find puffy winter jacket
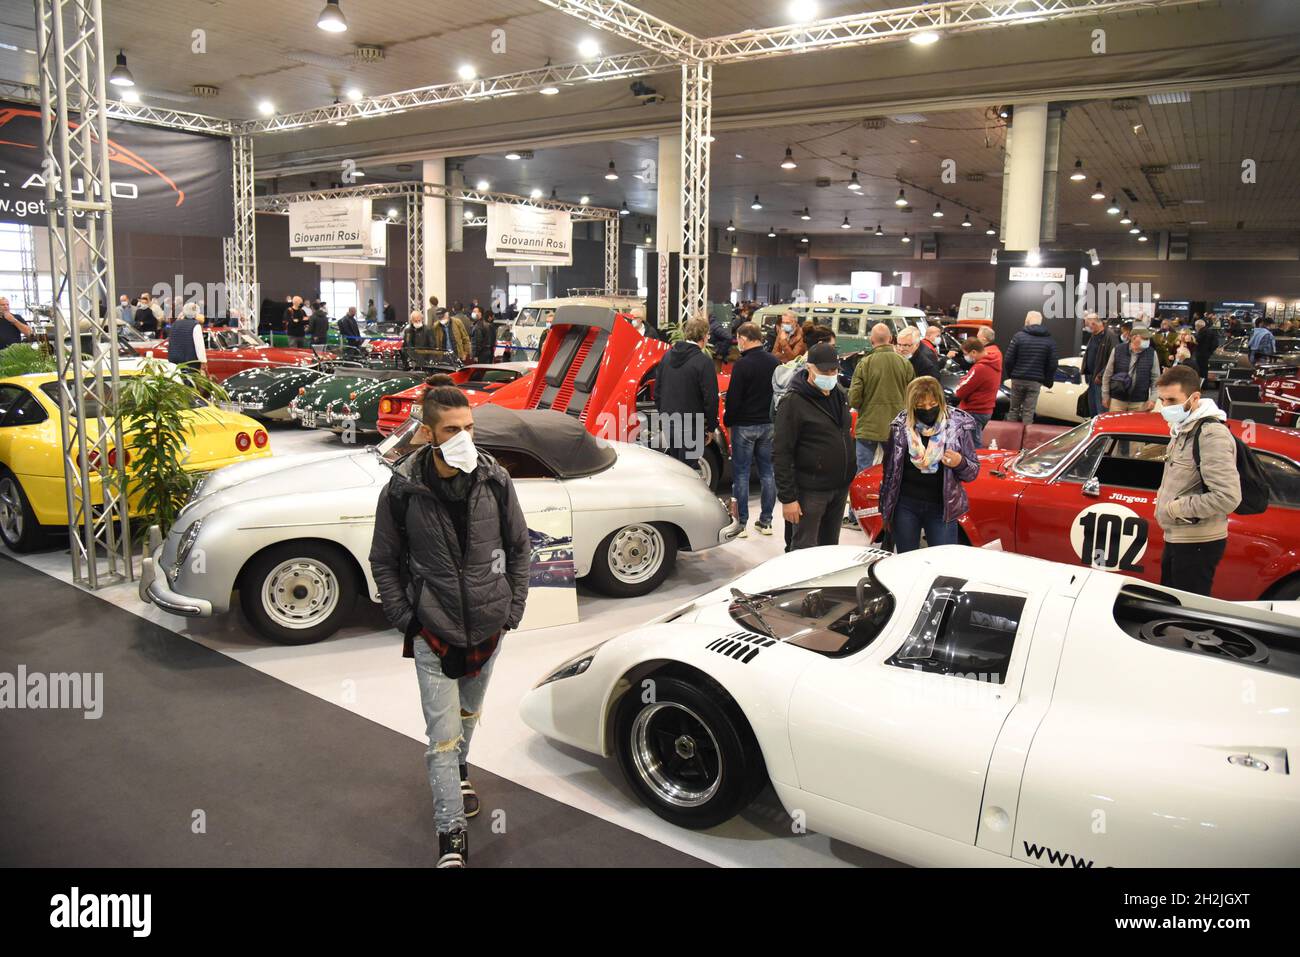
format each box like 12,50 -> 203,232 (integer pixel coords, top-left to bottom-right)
1003,325 -> 1059,385
879,408 -> 981,526
369,444 -> 531,655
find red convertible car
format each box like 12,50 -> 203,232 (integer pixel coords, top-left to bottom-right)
850,411 -> 1300,601
375,362 -> 538,432
135,328 -> 333,383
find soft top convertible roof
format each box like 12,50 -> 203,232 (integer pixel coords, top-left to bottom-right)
473,404 -> 616,478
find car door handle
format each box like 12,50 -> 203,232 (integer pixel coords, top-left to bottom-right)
1225,749 -> 1288,774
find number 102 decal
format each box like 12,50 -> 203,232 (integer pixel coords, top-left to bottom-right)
1068,503 -> 1149,572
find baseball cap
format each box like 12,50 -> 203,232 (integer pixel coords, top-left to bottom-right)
806,342 -> 839,370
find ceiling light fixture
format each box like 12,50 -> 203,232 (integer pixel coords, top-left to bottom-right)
529,188 -> 543,200
932,203 -> 944,218
1107,197 -> 1121,215
780,147 -> 797,170
901,231 -> 912,243
540,85 -> 559,96
1137,232 -> 1149,242
895,188 -> 907,207
910,31 -> 940,46
799,207 -> 811,221
257,100 -> 275,116
1091,181 -> 1105,200
645,229 -> 653,244
619,201 -> 629,216
788,0 -> 818,23
1129,223 -> 1141,235
800,234 -> 810,243
960,212 -> 972,227
767,227 -> 776,237
840,215 -> 851,229
605,161 -> 619,181
874,224 -> 884,237
108,50 -> 135,87
579,195 -> 590,205
457,64 -> 477,81
386,207 -> 398,218
346,87 -> 362,102
1120,210 -> 1133,224
986,223 -> 997,235
731,244 -> 739,254
751,195 -> 763,210
847,171 -> 861,191
505,150 -> 522,160
726,219 -> 736,232
317,0 -> 348,33
578,37 -> 600,58
463,209 -> 474,221
1070,158 -> 1086,182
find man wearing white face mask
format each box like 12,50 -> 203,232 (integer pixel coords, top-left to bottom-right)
1154,364 -> 1241,595
1102,325 -> 1161,413
369,386 -> 531,868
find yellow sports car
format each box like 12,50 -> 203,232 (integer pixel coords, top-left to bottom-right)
0,369 -> 272,552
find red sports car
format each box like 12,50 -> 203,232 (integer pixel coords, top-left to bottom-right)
1254,370 -> 1300,428
135,328 -> 333,382
375,362 -> 538,432
850,411 -> 1300,601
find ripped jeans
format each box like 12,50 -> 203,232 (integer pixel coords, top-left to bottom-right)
413,639 -> 497,834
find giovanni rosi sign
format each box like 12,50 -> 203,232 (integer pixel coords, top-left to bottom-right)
0,101 -> 234,237
486,202 -> 572,266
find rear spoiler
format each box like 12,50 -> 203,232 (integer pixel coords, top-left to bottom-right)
552,304 -> 619,331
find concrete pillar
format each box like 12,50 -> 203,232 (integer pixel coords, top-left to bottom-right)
1002,102 -> 1048,252
422,157 -> 447,306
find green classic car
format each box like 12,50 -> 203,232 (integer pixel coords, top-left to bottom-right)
223,365 -> 328,421
288,367 -> 426,434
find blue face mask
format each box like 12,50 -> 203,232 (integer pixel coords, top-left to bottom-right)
813,373 -> 838,391
1160,400 -> 1192,426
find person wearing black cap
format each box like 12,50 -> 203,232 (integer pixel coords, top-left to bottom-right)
773,341 -> 855,551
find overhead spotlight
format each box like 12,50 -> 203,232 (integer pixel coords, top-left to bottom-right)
901,231 -> 912,243
317,0 -> 348,33
257,100 -> 275,116
726,219 -> 736,232
579,195 -> 590,205
788,0 -> 818,23
700,134 -> 715,143
840,215 -> 851,229
1107,197 -> 1121,215
874,224 -> 884,236
120,88 -> 141,105
619,201 -> 630,216
529,188 -> 543,199
1153,292 -> 1161,300
1070,158 -> 1086,181
463,209 -> 474,221
780,147 -> 797,170
1091,181 -> 1105,200
799,207 -> 811,221
985,223 -> 997,235
578,37 -> 600,59
475,179 -> 490,191
998,105 -> 1011,120
799,234 -> 810,243
605,161 -> 619,181
108,50 -> 135,87
346,87 -> 363,102
540,85 -> 559,96
932,203 -> 944,218
644,229 -> 653,244
751,195 -> 763,210
767,227 -> 777,237
1137,231 -> 1149,242
457,64 -> 477,81
1120,209 -> 1133,224
910,31 -> 940,46
505,151 -> 522,161
895,188 -> 907,206
960,211 -> 972,227
1026,249 -> 1041,267
1129,223 -> 1141,235
386,207 -> 398,219
731,244 -> 739,255
847,171 -> 861,191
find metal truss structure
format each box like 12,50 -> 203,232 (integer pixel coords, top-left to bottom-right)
36,0 -> 131,589
405,191 -> 424,317
535,0 -> 704,59
229,135 -> 258,324
603,216 -> 620,294
678,61 -> 712,326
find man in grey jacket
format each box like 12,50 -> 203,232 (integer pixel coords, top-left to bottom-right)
369,386 -> 530,867
1154,365 -> 1241,595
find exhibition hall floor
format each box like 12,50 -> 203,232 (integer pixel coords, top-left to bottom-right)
0,423 -> 901,869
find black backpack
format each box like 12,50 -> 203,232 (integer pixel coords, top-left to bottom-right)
1191,421 -> 1269,515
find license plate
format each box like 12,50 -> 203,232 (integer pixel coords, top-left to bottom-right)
238,402 -> 264,411
301,411 -> 317,427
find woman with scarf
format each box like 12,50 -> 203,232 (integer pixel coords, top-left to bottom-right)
878,376 -> 980,553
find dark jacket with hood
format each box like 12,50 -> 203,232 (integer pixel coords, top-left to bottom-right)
772,367 -> 855,503
369,443 -> 530,657
337,313 -> 361,344
1003,324 -> 1059,385
909,343 -> 942,379
654,341 -> 719,434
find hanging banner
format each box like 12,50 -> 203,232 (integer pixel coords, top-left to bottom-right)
486,202 -> 572,266
303,218 -> 388,265
0,100 -> 234,236
288,197 -> 372,257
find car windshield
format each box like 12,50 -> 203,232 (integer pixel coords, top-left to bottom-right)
208,329 -> 262,350
727,566 -> 894,657
1011,420 -> 1093,478
376,415 -> 423,464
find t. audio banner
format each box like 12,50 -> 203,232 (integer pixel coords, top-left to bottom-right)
288,197 -> 372,257
0,100 -> 234,236
486,202 -> 572,266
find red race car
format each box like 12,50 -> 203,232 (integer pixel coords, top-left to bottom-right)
1251,370 -> 1300,428
850,411 -> 1300,601
136,328 -> 333,382
376,362 -> 538,431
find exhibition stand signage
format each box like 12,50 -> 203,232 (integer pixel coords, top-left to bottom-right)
486,202 -> 573,267
288,197 -> 373,258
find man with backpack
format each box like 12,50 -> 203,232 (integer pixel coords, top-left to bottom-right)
1154,365 -> 1247,595
369,387 -> 531,868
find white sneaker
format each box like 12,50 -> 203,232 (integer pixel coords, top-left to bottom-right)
737,526 -> 749,539
754,521 -> 773,536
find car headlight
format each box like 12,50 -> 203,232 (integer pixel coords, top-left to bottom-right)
535,646 -> 599,688
173,518 -> 203,578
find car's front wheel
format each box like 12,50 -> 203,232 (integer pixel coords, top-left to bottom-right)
239,541 -> 357,644
697,444 -> 724,492
585,522 -> 676,597
614,675 -> 767,829
0,469 -> 44,553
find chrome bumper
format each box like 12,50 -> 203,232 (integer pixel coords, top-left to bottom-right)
718,516 -> 743,544
139,546 -> 213,617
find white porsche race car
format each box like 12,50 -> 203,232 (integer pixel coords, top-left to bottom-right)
521,544 -> 1300,867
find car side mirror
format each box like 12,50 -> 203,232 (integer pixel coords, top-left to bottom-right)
1083,477 -> 1101,497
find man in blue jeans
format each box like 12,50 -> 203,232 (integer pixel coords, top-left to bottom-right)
724,323 -> 780,536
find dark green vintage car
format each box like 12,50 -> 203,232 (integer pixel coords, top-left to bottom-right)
288,367 -> 426,434
223,365 -> 328,421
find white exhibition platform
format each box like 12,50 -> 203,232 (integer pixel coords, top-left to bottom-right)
12,422 -> 901,869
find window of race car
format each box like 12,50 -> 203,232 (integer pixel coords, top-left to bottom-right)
886,576 -> 1026,683
728,565 -> 895,656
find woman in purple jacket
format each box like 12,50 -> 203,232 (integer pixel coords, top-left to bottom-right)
879,376 -> 981,552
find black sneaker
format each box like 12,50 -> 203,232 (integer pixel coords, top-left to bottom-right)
460,764 -> 479,818
437,827 -> 468,868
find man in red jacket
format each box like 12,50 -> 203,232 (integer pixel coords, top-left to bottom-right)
954,338 -> 1000,447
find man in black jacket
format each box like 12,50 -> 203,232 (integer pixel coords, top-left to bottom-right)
369,387 -> 530,868
774,342 -> 855,551
309,302 -> 330,344
1003,310 -> 1059,424
724,322 -> 780,536
653,317 -> 719,473
284,296 -> 309,347
898,326 -> 941,378
1082,313 -> 1117,416
337,307 -> 361,349
1193,318 -> 1218,381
